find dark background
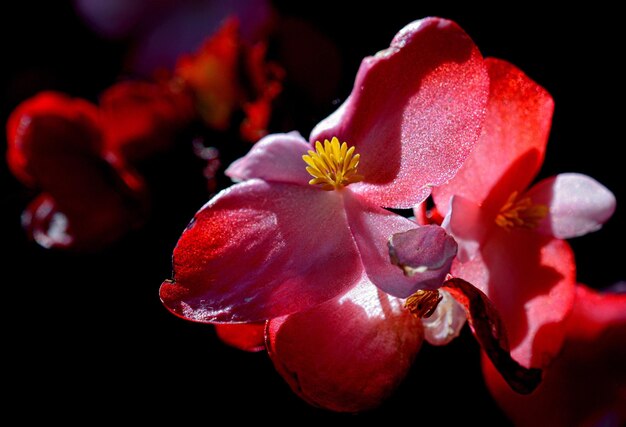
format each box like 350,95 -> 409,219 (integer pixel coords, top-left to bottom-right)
3,2 -> 623,423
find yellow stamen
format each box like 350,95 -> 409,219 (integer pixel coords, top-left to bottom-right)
404,289 -> 443,319
302,137 -> 364,191
495,191 -> 548,230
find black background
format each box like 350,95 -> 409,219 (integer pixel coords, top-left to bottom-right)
3,2 -> 623,423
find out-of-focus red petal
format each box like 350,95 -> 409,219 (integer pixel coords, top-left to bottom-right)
454,230 -> 576,368
483,285 -> 626,426
387,225 -> 458,290
413,200 -> 444,226
100,80 -> 195,161
225,132 -> 311,186
342,191 -> 427,298
7,92 -> 147,250
214,322 -> 266,352
311,17 -> 489,209
443,278 -> 542,394
175,18 -> 241,130
267,278 -> 423,412
524,173 -> 616,239
433,58 -> 554,216
160,180 -> 362,323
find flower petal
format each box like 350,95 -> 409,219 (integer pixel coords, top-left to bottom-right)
433,58 -> 554,216
453,230 -> 576,368
225,132 -> 312,185
421,289 -> 467,346
483,285 -> 626,426
387,225 -> 458,290
525,173 -> 616,239
443,195 -> 490,262
7,92 -> 147,250
160,180 -> 362,323
443,278 -> 542,394
342,191 -> 429,297
100,80 -> 195,161
267,277 -> 423,412
214,323 -> 266,352
311,17 -> 489,209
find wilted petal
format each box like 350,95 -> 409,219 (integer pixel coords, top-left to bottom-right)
160,180 -> 362,323
433,58 -> 554,216
214,323 -> 265,352
225,132 -> 311,185
525,173 -> 616,239
483,285 -> 626,426
453,231 -> 577,368
387,225 -> 458,290
311,17 -> 489,209
267,278 -> 423,412
421,289 -> 467,346
443,278 -> 542,394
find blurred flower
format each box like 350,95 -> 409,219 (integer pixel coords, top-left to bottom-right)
418,58 -> 615,369
483,284 -> 626,426
160,17 -> 490,411
6,92 -> 148,250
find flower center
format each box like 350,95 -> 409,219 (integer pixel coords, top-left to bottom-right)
302,137 -> 364,191
495,191 -> 548,230
404,289 -> 443,318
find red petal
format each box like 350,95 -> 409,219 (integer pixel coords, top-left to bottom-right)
225,132 -> 311,186
443,278 -> 542,394
525,173 -> 616,239
214,323 -> 265,352
311,17 -> 489,209
483,285 -> 626,426
433,58 -> 554,216
453,230 -> 576,368
100,80 -> 195,161
7,92 -> 147,250
342,191 -> 428,297
267,278 -> 423,412
444,195 -> 490,262
160,180 -> 362,323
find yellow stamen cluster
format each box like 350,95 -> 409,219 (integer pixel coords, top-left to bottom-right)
404,289 -> 443,319
495,191 -> 548,230
303,137 -> 364,191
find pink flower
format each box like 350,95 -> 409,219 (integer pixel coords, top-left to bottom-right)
160,17 -> 490,410
483,284 -> 626,426
425,58 -> 616,368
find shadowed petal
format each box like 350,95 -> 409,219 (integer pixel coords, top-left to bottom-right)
225,132 -> 311,185
525,173 -> 616,239
160,180 -> 362,323
433,58 -> 554,216
267,278 -> 423,412
214,323 -> 266,352
311,17 -> 489,209
483,285 -> 626,426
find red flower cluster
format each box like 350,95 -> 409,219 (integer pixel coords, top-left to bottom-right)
7,19 -> 282,250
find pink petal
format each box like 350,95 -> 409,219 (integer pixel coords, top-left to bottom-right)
160,180 -> 362,323
342,191 -> 427,297
483,285 -> 626,426
387,225 -> 458,290
267,278 -> 423,412
443,195 -> 490,262
214,323 -> 266,352
225,132 -> 311,186
443,278 -> 541,394
453,230 -> 576,368
433,58 -> 554,216
525,173 -> 616,239
311,17 -> 489,209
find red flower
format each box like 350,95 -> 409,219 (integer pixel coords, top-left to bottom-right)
6,92 -> 147,250
160,17 -> 490,411
483,285 -> 626,426
425,58 -> 615,368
